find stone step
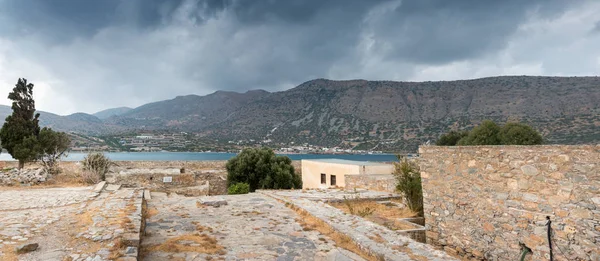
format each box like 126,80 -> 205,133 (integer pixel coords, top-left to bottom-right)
105,184 -> 121,191
93,181 -> 107,192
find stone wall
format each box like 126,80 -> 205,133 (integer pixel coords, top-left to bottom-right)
419,145 -> 600,261
0,160 -> 302,195
344,174 -> 397,193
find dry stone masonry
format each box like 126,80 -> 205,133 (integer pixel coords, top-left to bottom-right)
0,168 -> 49,185
345,174 -> 397,193
419,145 -> 600,260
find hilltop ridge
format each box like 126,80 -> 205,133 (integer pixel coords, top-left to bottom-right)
1,76 -> 598,151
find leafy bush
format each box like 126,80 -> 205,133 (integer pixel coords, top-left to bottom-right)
458,120 -> 501,145
435,130 -> 468,146
81,152 -> 112,182
437,120 -> 543,146
38,128 -> 71,174
228,183 -> 250,195
393,156 -> 423,215
226,147 -> 301,192
498,122 -> 543,145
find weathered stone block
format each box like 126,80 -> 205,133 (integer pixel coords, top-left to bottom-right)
420,145 -> 600,261
520,165 -> 539,176
15,243 -> 38,253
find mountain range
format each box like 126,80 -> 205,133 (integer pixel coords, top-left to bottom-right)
1,76 -> 598,152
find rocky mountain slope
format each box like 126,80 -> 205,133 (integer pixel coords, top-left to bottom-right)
0,105 -> 121,135
208,76 -> 600,150
1,76 -> 599,151
104,90 -> 269,131
93,107 -> 132,119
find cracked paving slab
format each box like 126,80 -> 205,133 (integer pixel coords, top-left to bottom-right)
141,192 -> 365,261
0,186 -> 142,261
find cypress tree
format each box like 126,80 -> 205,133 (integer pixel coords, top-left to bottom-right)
0,78 -> 41,168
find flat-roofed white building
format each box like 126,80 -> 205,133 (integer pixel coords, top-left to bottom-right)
301,159 -> 394,189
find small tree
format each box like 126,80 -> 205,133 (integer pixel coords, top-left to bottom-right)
393,156 -> 423,215
498,122 -> 543,145
82,152 -> 112,182
226,147 -> 301,192
228,183 -> 250,194
38,128 -> 71,173
436,130 -> 468,146
0,78 -> 41,168
457,120 -> 501,145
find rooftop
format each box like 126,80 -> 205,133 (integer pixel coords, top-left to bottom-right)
301,158 -> 390,166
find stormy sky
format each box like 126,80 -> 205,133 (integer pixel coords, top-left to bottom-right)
0,0 -> 599,115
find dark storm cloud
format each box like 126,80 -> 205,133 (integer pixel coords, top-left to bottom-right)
363,0 -> 570,64
0,0 -> 596,114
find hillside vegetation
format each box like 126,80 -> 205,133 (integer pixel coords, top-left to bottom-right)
1,76 -> 598,152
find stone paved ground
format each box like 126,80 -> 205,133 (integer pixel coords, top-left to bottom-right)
261,190 -> 458,261
141,192 -> 365,261
0,186 -> 142,261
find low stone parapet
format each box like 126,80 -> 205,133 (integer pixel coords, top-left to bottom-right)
344,174 -> 397,193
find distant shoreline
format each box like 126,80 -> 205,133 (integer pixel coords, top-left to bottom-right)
0,151 -> 400,162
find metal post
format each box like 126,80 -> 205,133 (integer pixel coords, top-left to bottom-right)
546,216 -> 553,261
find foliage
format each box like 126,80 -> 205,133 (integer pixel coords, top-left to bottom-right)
393,156 -> 423,215
437,120 -> 543,146
0,78 -> 41,168
38,128 -> 71,173
498,122 -> 543,145
457,120 -> 501,145
226,147 -> 301,192
227,182 -> 250,195
435,130 -> 468,146
82,152 -> 112,182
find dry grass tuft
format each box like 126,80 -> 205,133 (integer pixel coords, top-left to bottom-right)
191,222 -> 214,233
368,233 -> 387,244
0,244 -> 17,261
174,174 -> 195,184
287,203 -> 380,261
75,207 -> 97,229
330,199 -> 416,219
330,199 -> 418,231
108,238 -> 125,260
146,233 -> 224,254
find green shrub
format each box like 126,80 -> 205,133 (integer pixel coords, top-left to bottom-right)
439,120 -> 543,146
393,156 -> 423,215
458,120 -> 501,145
498,122 -> 543,145
226,147 -> 301,192
81,152 -> 112,182
228,183 -> 250,194
436,130 -> 468,146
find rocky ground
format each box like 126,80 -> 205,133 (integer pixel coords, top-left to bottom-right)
141,192 -> 364,261
0,185 -> 141,261
1,184 -> 456,261
0,168 -> 50,186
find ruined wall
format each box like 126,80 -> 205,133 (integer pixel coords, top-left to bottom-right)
344,174 -> 397,193
419,145 -> 600,261
0,160 -> 302,195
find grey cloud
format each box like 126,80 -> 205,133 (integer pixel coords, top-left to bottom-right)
0,0 -> 596,115
364,0 -> 571,64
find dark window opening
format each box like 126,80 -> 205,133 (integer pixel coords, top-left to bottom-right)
331,175 -> 336,186
321,173 -> 326,184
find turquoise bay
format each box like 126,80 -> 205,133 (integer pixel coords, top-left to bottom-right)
0,152 -> 399,162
